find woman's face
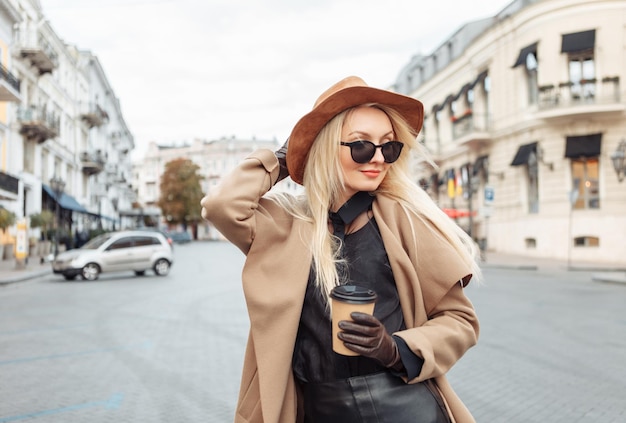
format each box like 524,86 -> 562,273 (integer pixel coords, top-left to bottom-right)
336,106 -> 395,207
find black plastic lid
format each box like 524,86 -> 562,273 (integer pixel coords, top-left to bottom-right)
330,285 -> 377,304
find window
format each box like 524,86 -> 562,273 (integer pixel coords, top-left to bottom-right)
569,54 -> 595,100
574,236 -> 599,247
510,142 -> 539,213
527,151 -> 539,214
108,237 -> 133,250
571,158 -> 599,209
133,236 -> 158,247
526,52 -> 538,105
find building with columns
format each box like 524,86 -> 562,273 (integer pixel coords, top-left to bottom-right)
394,0 -> 625,265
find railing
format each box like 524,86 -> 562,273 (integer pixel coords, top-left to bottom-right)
13,27 -> 59,71
16,105 -> 60,132
0,63 -> 20,92
538,76 -> 620,110
451,113 -> 491,139
80,151 -> 106,165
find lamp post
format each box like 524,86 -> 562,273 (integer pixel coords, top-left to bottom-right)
611,139 -> 626,182
49,176 -> 65,257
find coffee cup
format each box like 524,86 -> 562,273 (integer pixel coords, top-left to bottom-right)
330,285 -> 377,356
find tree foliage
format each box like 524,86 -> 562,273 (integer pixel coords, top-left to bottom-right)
0,207 -> 16,233
157,158 -> 204,227
29,210 -> 55,241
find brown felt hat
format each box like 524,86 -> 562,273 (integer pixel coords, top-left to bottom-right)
286,76 -> 424,185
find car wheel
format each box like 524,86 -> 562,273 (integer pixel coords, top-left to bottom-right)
134,270 -> 146,276
63,275 -> 77,281
153,258 -> 171,276
81,263 -> 100,281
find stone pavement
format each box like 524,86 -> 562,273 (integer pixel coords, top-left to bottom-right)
0,255 -> 52,284
479,250 -> 626,285
1,250 -> 624,285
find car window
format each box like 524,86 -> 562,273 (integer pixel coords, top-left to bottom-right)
82,234 -> 113,249
133,236 -> 157,247
107,237 -> 133,250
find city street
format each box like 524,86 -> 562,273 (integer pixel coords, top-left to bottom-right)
1,241 -> 624,422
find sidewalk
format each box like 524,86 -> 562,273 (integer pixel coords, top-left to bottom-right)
0,250 -> 624,285
0,256 -> 52,285
482,251 -> 626,285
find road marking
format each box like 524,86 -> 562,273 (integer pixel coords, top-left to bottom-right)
0,340 -> 153,366
0,393 -> 123,422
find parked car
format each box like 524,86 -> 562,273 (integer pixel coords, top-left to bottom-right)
167,231 -> 192,244
52,230 -> 174,281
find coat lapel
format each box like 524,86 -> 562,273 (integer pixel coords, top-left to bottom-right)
241,217 -> 312,421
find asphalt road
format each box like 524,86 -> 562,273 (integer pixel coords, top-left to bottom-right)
0,241 -> 624,422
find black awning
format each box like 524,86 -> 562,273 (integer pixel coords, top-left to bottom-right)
565,133 -> 602,158
510,142 -> 537,166
512,42 -> 538,68
561,29 -> 595,53
470,70 -> 488,89
453,83 -> 471,100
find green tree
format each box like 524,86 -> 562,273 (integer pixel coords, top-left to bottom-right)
29,210 -> 55,242
158,158 -> 204,232
0,207 -> 16,235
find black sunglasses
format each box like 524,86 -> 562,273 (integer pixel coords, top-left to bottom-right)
340,140 -> 404,164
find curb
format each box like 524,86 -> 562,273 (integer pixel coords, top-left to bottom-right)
480,264 -> 538,271
0,269 -> 52,285
591,272 -> 626,285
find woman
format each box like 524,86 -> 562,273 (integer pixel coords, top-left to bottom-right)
201,76 -> 481,423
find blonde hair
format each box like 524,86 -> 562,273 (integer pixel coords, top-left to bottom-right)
271,104 -> 481,299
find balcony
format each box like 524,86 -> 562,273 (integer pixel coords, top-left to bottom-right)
0,63 -> 21,102
80,151 -> 106,176
17,105 -> 60,143
15,31 -> 59,75
80,103 -> 109,128
536,76 -> 624,120
451,112 -> 493,149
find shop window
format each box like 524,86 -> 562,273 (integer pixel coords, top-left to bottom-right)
571,158 -> 599,209
574,236 -> 599,247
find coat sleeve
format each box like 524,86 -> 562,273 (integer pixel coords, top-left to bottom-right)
200,149 -> 282,254
374,197 -> 479,383
394,282 -> 479,382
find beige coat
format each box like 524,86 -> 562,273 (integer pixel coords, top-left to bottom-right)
201,149 -> 479,423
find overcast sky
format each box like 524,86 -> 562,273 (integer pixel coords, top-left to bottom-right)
39,0 -> 509,160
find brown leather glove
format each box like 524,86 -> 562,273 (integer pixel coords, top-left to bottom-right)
274,138 -> 289,183
337,312 -> 403,370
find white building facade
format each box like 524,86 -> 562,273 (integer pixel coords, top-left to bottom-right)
0,0 -> 135,256
395,0 -> 626,266
132,137 -> 293,239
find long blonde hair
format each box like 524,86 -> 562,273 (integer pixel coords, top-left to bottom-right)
271,104 -> 481,298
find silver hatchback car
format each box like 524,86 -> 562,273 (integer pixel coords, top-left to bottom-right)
52,230 -> 174,281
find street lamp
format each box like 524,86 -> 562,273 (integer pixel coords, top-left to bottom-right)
49,176 -> 65,257
610,139 -> 626,182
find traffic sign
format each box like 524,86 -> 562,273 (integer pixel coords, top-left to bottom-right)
484,186 -> 494,205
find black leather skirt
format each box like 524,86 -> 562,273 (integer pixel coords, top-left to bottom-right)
302,371 -> 451,423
